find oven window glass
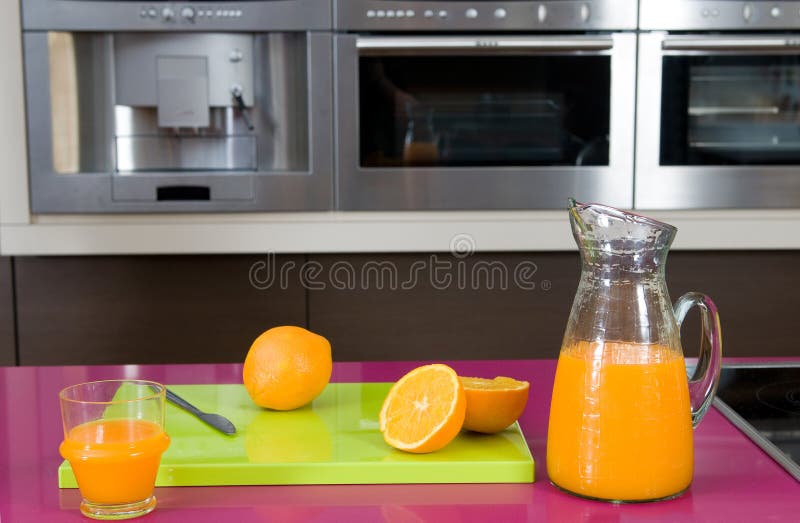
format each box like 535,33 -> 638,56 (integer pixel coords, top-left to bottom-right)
359,55 -> 610,168
661,55 -> 800,166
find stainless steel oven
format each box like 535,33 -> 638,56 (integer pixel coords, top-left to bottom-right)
21,0 -> 334,213
334,1 -> 637,210
637,1 -> 800,209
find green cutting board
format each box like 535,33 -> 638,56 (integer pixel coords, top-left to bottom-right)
58,383 -> 534,487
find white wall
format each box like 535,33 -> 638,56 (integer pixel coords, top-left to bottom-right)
0,0 -> 31,227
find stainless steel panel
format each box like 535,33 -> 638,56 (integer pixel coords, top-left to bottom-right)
156,57 -> 211,128
635,32 -> 800,209
334,0 -> 636,31
356,36 -> 614,54
44,32 -> 115,175
257,32 -> 310,174
114,33 -> 255,108
112,173 -> 254,201
115,135 -> 256,172
22,0 -> 332,31
663,37 -> 800,52
641,0 -> 800,31
335,33 -> 635,210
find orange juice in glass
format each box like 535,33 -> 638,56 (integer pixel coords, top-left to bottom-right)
59,380 -> 170,520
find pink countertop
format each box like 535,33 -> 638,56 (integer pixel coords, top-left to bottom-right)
1,359 -> 798,522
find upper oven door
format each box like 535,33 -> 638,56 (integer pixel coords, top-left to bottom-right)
637,33 -> 800,209
335,33 -> 636,210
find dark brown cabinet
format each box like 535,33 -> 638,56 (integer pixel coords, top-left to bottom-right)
15,255 -> 306,365
666,252 -> 800,359
306,253 -> 578,361
4,251 -> 799,365
0,257 -> 15,365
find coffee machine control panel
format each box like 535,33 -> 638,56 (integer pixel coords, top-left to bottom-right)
139,4 -> 246,24
22,0 -> 330,32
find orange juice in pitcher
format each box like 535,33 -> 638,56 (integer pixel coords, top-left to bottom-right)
546,200 -> 722,502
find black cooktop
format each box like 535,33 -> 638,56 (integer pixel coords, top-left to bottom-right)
715,364 -> 800,481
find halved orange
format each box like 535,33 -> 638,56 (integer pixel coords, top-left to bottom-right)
460,376 -> 530,434
379,364 -> 466,454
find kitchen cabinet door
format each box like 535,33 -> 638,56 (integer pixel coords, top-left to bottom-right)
307,253 -> 579,361
0,257 -> 15,365
15,255 -> 306,365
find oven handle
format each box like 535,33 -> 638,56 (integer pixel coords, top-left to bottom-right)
662,37 -> 800,51
356,36 -> 614,54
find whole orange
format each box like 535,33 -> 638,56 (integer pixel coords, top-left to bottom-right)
243,326 -> 332,411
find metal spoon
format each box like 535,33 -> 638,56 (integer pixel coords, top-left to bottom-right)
166,388 -> 237,435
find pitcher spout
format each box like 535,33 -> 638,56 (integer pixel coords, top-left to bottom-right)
568,198 -> 677,272
567,197 -> 588,235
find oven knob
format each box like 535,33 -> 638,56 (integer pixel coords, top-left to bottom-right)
181,6 -> 196,21
438,10 -> 448,18
580,3 -> 591,22
771,6 -> 782,18
367,10 -> 376,18
147,7 -> 157,18
424,9 -> 434,18
466,8 -> 478,19
537,5 -> 547,23
494,8 -> 507,19
743,3 -> 753,22
161,7 -> 175,21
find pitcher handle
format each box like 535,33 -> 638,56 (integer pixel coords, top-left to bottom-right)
674,292 -> 723,428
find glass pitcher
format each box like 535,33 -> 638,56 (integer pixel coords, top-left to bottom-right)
546,199 -> 722,503
402,103 -> 439,166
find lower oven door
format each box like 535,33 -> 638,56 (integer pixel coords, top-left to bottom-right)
637,33 -> 800,209
335,33 -> 636,210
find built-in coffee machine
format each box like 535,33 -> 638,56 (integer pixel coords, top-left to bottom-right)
21,0 -> 333,212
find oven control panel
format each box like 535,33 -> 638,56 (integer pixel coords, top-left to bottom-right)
335,1 -> 637,31
642,0 -> 800,30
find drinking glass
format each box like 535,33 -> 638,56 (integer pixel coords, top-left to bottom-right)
403,103 -> 439,166
59,380 -> 170,520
